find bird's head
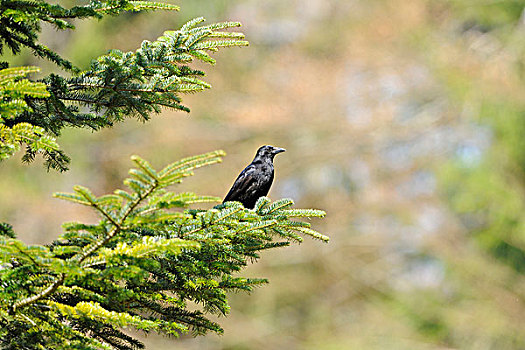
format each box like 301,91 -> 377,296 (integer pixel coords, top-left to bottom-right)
255,145 -> 286,161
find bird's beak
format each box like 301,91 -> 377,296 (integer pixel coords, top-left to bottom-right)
272,147 -> 286,154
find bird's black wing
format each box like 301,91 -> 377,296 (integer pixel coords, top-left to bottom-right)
223,164 -> 260,204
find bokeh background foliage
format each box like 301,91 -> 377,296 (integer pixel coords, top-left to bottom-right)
2,0 -> 525,349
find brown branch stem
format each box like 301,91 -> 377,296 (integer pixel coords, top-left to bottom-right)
11,180 -> 158,312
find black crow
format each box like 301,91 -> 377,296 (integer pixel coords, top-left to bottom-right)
223,145 -> 286,209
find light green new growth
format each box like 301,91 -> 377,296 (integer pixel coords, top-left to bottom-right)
0,67 -> 58,161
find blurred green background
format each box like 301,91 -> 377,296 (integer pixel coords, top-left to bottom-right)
2,0 -> 525,348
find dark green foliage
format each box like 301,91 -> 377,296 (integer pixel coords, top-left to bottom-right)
0,151 -> 327,349
0,1 -> 247,170
0,223 -> 15,238
21,17 -> 248,132
0,1 -> 181,71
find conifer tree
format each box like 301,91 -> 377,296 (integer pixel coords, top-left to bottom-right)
0,1 -> 328,349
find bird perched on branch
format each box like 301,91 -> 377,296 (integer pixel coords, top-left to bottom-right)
223,145 -> 286,209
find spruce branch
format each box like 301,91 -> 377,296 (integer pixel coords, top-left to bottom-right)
0,66 -> 60,163
2,151 -> 327,348
1,2 -> 248,171
10,273 -> 65,313
0,1 -> 180,71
